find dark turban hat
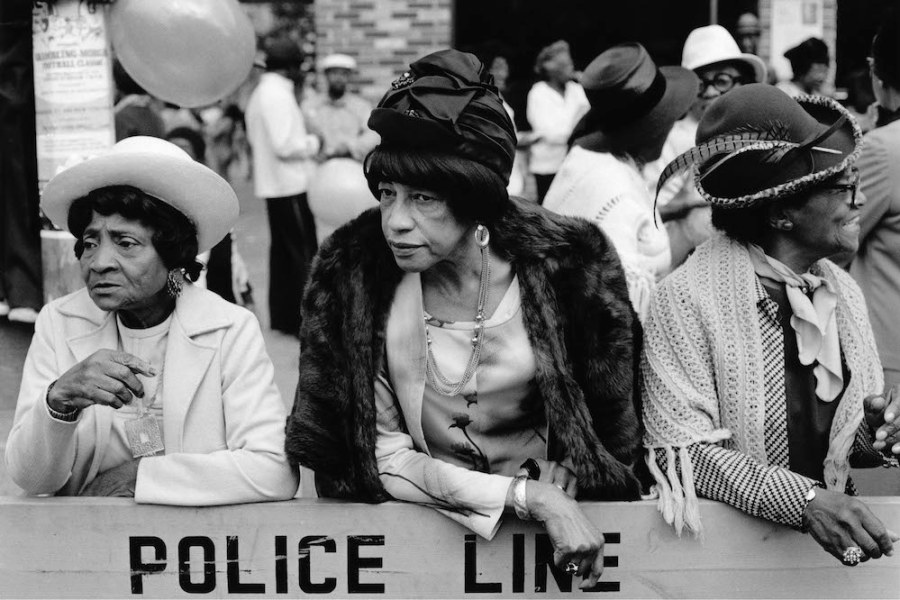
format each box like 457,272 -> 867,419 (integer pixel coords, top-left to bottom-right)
367,49 -> 517,184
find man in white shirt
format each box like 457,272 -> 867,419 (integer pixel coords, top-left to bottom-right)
245,38 -> 321,337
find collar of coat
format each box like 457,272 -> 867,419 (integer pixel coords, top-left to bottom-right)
56,283 -> 232,337
288,196 -> 642,502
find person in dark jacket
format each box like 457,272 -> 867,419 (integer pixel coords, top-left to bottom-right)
285,49 -> 641,589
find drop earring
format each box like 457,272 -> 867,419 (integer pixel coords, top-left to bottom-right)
166,268 -> 184,298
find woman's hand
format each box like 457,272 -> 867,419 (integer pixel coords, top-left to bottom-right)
527,481 -> 605,589
530,459 -> 579,498
80,459 -> 141,497
864,390 -> 900,456
803,488 -> 898,564
47,349 -> 156,412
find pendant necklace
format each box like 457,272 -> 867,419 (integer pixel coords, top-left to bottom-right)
424,224 -> 491,397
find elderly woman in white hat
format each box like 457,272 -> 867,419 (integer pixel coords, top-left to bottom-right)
5,137 -> 298,504
644,84 -> 900,565
644,24 -> 768,268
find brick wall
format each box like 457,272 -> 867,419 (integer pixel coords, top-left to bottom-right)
314,0 -> 453,104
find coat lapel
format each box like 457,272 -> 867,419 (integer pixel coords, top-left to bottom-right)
162,285 -> 228,453
385,272 -> 429,453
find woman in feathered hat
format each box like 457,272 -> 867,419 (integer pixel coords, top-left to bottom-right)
642,84 -> 900,565
285,49 -> 642,587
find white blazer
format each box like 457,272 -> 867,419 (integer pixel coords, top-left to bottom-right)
6,284 -> 298,505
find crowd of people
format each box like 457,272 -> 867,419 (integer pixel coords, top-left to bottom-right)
5,7 -> 900,588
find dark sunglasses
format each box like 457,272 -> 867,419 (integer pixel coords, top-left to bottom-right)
698,72 -> 743,94
824,172 -> 860,208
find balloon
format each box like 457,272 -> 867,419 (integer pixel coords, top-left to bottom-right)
109,0 -> 256,108
307,159 -> 378,244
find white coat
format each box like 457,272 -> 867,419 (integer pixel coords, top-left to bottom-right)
6,284 -> 298,505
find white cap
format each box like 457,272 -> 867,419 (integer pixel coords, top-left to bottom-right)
682,24 -> 767,84
321,53 -> 357,72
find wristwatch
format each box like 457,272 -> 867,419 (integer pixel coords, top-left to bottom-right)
45,381 -> 80,422
800,484 -> 820,533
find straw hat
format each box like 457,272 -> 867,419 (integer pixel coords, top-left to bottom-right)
682,25 -> 767,83
42,136 -> 239,253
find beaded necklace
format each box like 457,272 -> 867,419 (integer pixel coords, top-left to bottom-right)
424,224 -> 491,396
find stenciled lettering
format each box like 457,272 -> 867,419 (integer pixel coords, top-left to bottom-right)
129,536 -> 166,594
178,536 -> 216,594
299,536 -> 337,594
347,535 -> 385,594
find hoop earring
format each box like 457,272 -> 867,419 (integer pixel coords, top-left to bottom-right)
475,224 -> 490,247
166,268 -> 184,298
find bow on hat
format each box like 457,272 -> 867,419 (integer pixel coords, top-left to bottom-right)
368,49 -> 516,182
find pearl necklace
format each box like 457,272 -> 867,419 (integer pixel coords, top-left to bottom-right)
424,225 -> 491,397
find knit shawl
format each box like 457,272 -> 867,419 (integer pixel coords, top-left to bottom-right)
641,233 -> 883,534
285,196 -> 643,502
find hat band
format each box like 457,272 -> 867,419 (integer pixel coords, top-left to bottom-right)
585,69 -> 667,130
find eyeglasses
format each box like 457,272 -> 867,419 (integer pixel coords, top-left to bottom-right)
824,172 -> 860,208
698,72 -> 743,95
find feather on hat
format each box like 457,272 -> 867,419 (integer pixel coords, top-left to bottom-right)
655,83 -> 861,210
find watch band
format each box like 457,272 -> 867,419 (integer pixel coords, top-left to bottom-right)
46,381 -> 80,422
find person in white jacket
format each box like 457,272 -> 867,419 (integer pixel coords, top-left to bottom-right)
5,136 -> 298,505
526,40 -> 590,203
245,37 -> 321,337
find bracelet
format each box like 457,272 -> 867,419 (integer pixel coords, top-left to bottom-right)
512,475 -> 532,521
45,381 -> 80,422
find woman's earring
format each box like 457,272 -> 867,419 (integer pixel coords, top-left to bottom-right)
166,268 -> 184,298
475,224 -> 490,247
781,221 -> 794,231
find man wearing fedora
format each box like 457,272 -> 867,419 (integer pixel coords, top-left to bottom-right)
543,43 -> 698,322
302,53 -> 379,162
643,24 -> 768,268
245,37 -> 321,337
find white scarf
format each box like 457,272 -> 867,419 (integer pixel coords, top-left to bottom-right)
747,244 -> 843,402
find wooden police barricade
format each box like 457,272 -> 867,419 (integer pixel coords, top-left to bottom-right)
1,497 -> 898,599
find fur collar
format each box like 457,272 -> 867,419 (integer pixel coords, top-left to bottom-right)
287,197 -> 642,501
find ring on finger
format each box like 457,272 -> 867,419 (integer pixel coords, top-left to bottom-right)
842,546 -> 864,566
565,561 -> 578,574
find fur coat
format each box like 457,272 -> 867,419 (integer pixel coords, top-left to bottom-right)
285,196 -> 642,502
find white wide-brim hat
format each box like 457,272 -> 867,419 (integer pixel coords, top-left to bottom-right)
42,136 -> 239,253
682,24 -> 767,84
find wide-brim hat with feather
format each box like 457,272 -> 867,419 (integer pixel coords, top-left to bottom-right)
42,136 -> 239,253
655,83 -> 862,209
367,49 -> 516,184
